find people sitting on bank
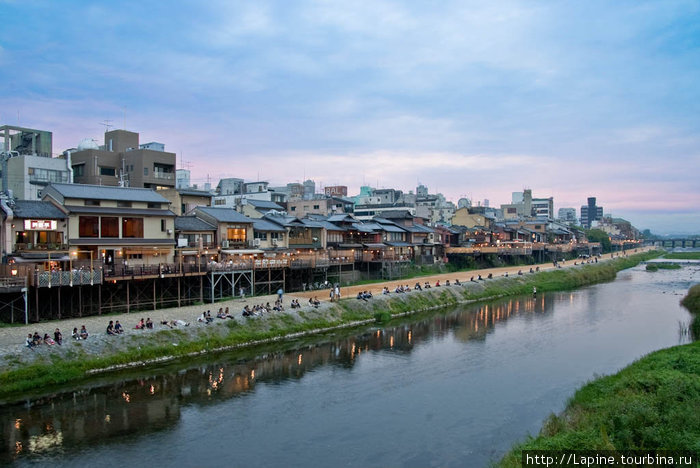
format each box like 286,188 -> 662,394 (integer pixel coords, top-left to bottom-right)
445,280 -> 451,286
357,291 -> 368,301
435,281 -> 441,287
107,320 -> 117,335
414,282 -> 422,291
518,270 -> 523,276
26,333 -> 35,349
424,281 -> 431,289
135,318 -> 145,329
504,272 -> 508,277
477,275 -> 483,281
405,285 -> 410,292
32,331 -> 42,346
383,287 -> 390,295
146,318 -> 153,329
454,279 -> 461,285
54,328 -> 63,345
242,305 -> 253,317
72,327 -> 80,341
79,325 -> 89,340
487,273 -> 493,279
43,333 -> 56,345
311,297 -> 320,307
114,321 -> 123,334
471,276 -> 475,282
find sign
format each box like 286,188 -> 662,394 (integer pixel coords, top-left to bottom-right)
324,185 -> 348,197
23,220 -> 57,231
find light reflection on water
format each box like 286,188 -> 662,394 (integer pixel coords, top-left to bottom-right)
2,265 -> 698,468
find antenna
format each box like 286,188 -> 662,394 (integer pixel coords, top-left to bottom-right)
99,120 -> 114,133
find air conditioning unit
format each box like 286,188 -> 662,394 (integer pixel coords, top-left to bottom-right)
272,239 -> 279,246
167,229 -> 173,235
221,240 -> 230,248
253,238 -> 261,247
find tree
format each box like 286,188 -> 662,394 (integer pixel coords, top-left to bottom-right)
586,229 -> 612,253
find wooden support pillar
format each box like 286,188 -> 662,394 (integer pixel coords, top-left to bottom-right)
153,279 -> 157,310
177,276 -> 181,308
126,281 -> 130,314
35,283 -> 39,322
199,274 -> 203,304
268,268 -> 271,295
57,287 -> 61,320
98,284 -> 102,315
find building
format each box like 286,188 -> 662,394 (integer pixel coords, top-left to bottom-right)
557,208 -> 577,225
1,125 -> 71,200
176,169 -> 191,189
69,129 -> 176,189
0,199 -> 69,265
531,197 -> 554,219
581,197 -> 603,228
157,187 -> 212,215
286,196 -> 353,217
42,183 -> 176,266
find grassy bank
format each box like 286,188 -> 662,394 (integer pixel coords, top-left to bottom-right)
664,251 -> 700,260
496,340 -> 700,467
0,251 -> 661,402
681,283 -> 700,338
646,263 -> 682,271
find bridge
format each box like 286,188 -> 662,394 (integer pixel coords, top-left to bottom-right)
647,238 -> 700,248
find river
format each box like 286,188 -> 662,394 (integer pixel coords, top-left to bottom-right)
2,263 -> 698,467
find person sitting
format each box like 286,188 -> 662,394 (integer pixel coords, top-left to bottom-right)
529,268 -> 534,273
414,282 -> 422,291
72,327 -> 80,341
477,275 -> 483,280
242,305 -> 252,317
454,279 -> 461,285
357,291 -> 367,301
54,328 -> 63,345
146,318 -> 153,329
487,273 -> 493,279
43,333 -> 56,345
504,272 -> 508,277
364,290 -> 373,299
79,325 -> 89,340
518,270 -> 523,276
445,280 -> 451,286
470,276 -> 475,282
206,311 -> 213,323
26,333 -> 35,349
114,321 -> 123,334
32,331 -> 42,346
135,318 -> 145,329
435,280 -> 441,287
424,281 -> 431,289
107,320 -> 117,335
311,297 -> 320,307
405,284 -> 410,292
383,287 -> 390,295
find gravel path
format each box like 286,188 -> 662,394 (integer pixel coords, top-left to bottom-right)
0,250 -> 648,368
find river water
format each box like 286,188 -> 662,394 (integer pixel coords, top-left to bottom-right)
2,264 -> 698,467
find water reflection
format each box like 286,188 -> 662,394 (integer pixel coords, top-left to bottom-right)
1,294 -> 553,463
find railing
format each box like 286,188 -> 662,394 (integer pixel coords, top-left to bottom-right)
15,243 -> 69,251
36,270 -> 102,287
153,171 -> 174,180
0,276 -> 27,290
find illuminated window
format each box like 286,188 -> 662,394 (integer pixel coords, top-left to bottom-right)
226,228 -> 246,242
79,216 -> 99,237
122,218 -> 144,238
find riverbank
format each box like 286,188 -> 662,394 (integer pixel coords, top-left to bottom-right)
0,250 -> 660,402
496,339 -> 700,466
495,277 -> 700,467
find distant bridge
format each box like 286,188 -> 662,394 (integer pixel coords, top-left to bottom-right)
647,238 -> 700,248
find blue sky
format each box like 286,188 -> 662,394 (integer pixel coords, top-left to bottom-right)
1,0 -> 699,234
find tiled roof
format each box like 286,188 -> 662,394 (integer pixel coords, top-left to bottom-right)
175,216 -> 216,231
45,183 -> 170,203
196,207 -> 253,223
252,218 -> 286,232
11,200 -> 66,219
247,199 -> 285,210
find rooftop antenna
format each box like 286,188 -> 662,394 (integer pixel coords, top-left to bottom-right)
99,120 -> 114,133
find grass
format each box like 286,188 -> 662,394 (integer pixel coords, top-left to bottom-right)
0,250 -> 662,402
646,263 -> 682,271
664,251 -> 700,260
681,283 -> 700,339
496,340 -> 700,467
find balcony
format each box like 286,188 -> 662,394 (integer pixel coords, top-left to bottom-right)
15,243 -> 69,252
153,171 -> 174,180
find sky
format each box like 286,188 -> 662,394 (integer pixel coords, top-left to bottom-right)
1,0 -> 699,234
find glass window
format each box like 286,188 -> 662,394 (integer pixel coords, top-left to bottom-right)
79,216 -> 99,237
101,217 -> 119,237
100,167 -> 116,176
122,218 -> 144,238
144,167 -> 149,176
117,201 -> 132,207
226,228 -> 246,242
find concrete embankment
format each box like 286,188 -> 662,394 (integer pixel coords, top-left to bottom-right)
0,250 -> 660,401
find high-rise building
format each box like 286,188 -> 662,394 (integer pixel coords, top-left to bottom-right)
581,197 -> 603,228
558,208 -> 577,225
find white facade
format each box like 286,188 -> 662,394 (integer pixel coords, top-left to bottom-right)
6,155 -> 71,200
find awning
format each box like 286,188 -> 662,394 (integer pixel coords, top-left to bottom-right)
222,249 -> 264,255
338,243 -> 363,248
385,242 -> 412,247
179,250 -> 198,255
11,255 -> 71,262
363,243 -> 388,249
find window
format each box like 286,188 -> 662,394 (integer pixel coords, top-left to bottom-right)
214,199 -> 226,206
226,228 -> 246,242
79,216 -> 99,237
85,200 -> 100,206
290,206 -> 296,211
144,167 -> 149,176
161,219 -> 166,232
254,231 -> 267,240
147,202 -> 161,209
101,217 -> 119,237
122,218 -> 144,238
270,232 -> 282,240
117,201 -> 132,208
100,166 -> 116,176
313,205 -> 320,210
